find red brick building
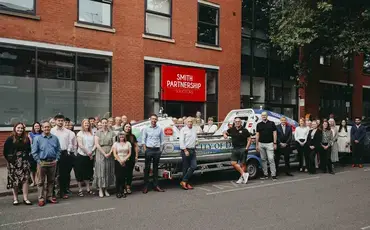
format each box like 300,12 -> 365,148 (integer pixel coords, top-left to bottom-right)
0,0 -> 241,157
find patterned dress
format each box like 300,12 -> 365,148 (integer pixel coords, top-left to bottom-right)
3,136 -> 31,189
93,130 -> 116,188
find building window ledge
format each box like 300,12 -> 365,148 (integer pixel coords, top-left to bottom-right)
74,22 -> 116,33
142,34 -> 175,44
0,10 -> 40,20
195,43 -> 222,51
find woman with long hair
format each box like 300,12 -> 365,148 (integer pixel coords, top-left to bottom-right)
93,118 -> 116,198
337,119 -> 351,157
112,132 -> 131,198
321,121 -> 334,174
123,123 -> 138,194
3,123 -> 32,205
329,118 -> 339,164
28,122 -> 42,186
75,119 -> 95,196
294,118 -> 309,172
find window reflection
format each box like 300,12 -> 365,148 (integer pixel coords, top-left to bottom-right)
198,4 -> 219,46
147,0 -> 170,14
77,55 -> 110,123
37,50 -> 75,122
0,0 -> 34,13
363,54 -> 370,75
145,0 -> 171,37
79,0 -> 112,27
0,45 -> 35,125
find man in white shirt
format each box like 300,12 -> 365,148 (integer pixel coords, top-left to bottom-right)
179,117 -> 198,190
203,117 -> 218,134
51,114 -> 74,199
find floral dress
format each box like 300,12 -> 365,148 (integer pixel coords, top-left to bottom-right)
3,136 -> 31,189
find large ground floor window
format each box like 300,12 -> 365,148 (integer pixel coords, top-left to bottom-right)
144,62 -> 218,121
0,43 -> 111,126
364,88 -> 370,118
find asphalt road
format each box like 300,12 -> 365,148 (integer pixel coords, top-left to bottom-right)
0,166 -> 369,230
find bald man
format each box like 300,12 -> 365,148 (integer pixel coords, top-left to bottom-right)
256,111 -> 278,181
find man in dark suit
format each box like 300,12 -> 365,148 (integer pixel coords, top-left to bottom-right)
275,117 -> 293,176
350,117 -> 367,168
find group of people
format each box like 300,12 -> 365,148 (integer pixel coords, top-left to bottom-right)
3,114 -> 143,206
3,110 -> 367,207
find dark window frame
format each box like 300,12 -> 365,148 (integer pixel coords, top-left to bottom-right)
363,54 -> 370,75
77,0 -> 113,28
0,0 -> 36,15
197,3 -> 220,47
144,0 -> 172,39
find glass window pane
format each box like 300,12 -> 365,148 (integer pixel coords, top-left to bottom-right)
283,81 -> 297,105
0,0 -> 34,13
199,4 -> 218,25
77,55 -> 110,124
146,13 -> 171,37
363,54 -> 370,74
79,0 -> 111,26
37,50 -> 75,122
268,79 -> 282,104
146,0 -> 170,15
206,71 -> 217,101
198,23 -> 217,45
144,63 -> 160,117
0,45 -> 35,125
242,38 -> 251,55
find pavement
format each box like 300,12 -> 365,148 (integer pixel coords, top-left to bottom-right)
0,166 -> 369,230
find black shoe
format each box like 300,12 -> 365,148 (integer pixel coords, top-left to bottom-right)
260,175 -> 269,180
272,176 -> 278,181
116,193 -> 123,198
329,171 -> 335,175
153,186 -> 165,192
285,173 -> 294,176
142,187 -> 148,194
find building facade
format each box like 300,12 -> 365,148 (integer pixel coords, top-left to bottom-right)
0,0 -> 241,156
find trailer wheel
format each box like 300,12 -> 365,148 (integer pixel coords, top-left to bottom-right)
247,159 -> 259,179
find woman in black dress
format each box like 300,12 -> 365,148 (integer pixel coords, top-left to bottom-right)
123,123 -> 138,194
3,123 -> 32,205
306,121 -> 322,174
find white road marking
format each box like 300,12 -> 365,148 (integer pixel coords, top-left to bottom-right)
230,181 -> 239,187
336,171 -> 350,174
0,207 -> 115,227
212,184 -> 233,190
206,177 -> 320,195
361,225 -> 370,230
197,187 -> 212,192
364,169 -> 370,172
29,202 -> 71,210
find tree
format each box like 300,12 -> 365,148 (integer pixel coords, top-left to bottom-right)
268,0 -> 370,79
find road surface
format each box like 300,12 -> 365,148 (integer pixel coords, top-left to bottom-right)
0,166 -> 369,230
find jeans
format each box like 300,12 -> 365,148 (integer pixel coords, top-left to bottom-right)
144,148 -> 161,187
352,143 -> 364,165
181,149 -> 197,182
37,161 -> 57,200
259,142 -> 276,177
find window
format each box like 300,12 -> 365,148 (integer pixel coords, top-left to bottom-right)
363,54 -> 370,75
319,55 -> 331,66
198,3 -> 219,46
37,50 -> 75,122
145,0 -> 172,38
268,79 -> 282,104
0,0 -> 35,14
0,45 -> 35,125
283,80 -> 297,105
144,63 -> 161,118
77,55 -> 110,123
206,70 -> 218,121
78,0 -> 112,27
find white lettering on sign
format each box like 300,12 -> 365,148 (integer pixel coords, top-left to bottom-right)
176,74 -> 193,81
166,80 -> 201,89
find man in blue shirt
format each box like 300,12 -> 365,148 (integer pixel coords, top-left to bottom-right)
350,117 -> 366,168
32,121 -> 61,207
142,114 -> 165,193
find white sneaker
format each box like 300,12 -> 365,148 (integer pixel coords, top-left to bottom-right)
243,173 -> 249,184
104,190 -> 110,197
99,189 -> 104,198
236,176 -> 244,184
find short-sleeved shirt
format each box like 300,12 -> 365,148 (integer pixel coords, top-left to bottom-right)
256,120 -> 277,143
113,142 -> 132,159
227,126 -> 250,148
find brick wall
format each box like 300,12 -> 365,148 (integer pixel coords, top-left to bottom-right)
0,0 -> 242,157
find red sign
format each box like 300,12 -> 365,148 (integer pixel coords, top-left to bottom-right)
161,65 -> 206,102
164,127 -> 174,136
